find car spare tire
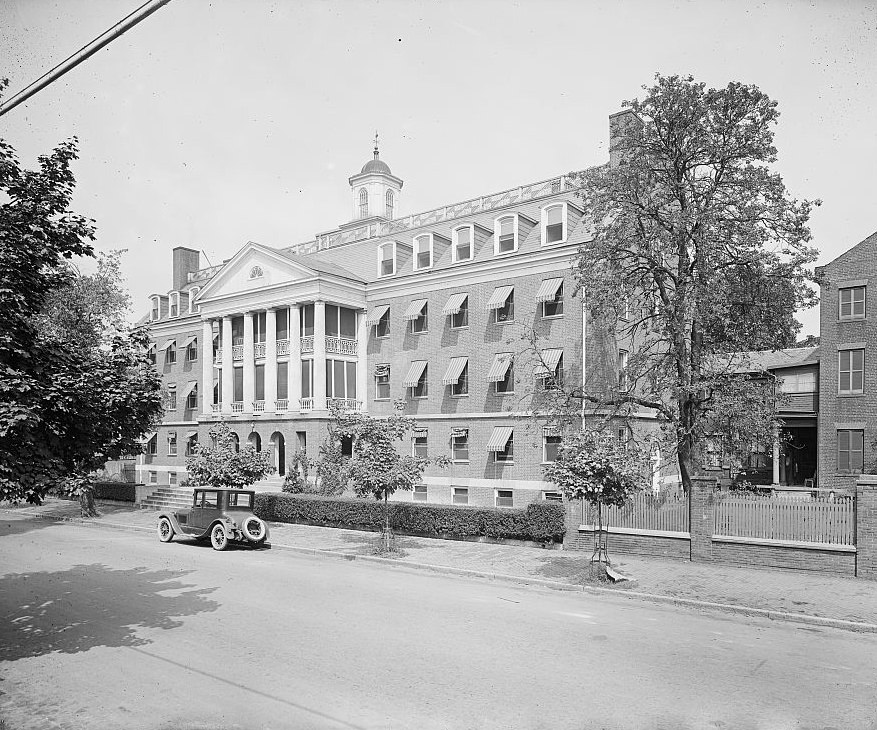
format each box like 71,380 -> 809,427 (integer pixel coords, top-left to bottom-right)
241,516 -> 267,543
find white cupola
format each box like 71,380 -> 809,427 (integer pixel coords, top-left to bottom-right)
348,133 -> 403,222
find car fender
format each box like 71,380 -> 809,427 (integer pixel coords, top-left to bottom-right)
210,517 -> 238,540
157,511 -> 184,534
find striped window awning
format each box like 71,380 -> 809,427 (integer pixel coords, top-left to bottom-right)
184,381 -> 199,397
535,278 -> 563,303
542,424 -> 560,435
366,305 -> 390,325
442,357 -> 469,385
486,285 -> 514,310
403,360 -> 428,387
486,426 -> 514,452
451,427 -> 469,437
487,352 -> 513,382
186,430 -> 198,439
413,427 -> 428,435
442,293 -> 468,316
137,432 -> 156,444
374,363 -> 390,377
181,335 -> 197,349
403,299 -> 428,321
534,349 -> 563,376
158,339 -> 176,351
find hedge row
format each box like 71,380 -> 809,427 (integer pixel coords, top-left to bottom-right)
254,493 -> 566,543
93,481 -> 136,502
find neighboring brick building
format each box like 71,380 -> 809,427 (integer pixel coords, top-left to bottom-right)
815,231 -> 877,491
136,123 -> 633,506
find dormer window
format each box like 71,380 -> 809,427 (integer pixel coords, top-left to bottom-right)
169,292 -> 180,318
188,287 -> 200,313
359,188 -> 369,218
495,216 -> 517,255
378,242 -> 396,277
386,190 -> 395,219
453,225 -> 473,263
150,296 -> 161,321
413,235 -> 432,271
249,265 -> 263,280
542,203 -> 567,244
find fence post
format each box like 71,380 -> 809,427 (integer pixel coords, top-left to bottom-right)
689,477 -> 716,563
856,475 -> 877,579
563,499 -> 584,548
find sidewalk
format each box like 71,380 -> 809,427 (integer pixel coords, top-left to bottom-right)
4,498 -> 877,632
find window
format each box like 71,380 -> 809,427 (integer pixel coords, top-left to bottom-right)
412,364 -> 428,398
781,371 -> 817,393
146,435 -> 157,455
167,431 -> 177,456
453,225 -> 473,263
404,360 -> 429,399
488,426 -> 514,463
839,286 -> 866,319
188,287 -> 200,313
495,360 -> 514,394
450,296 -> 468,328
410,302 -> 428,334
495,216 -> 517,254
542,491 -> 563,502
837,429 -> 864,473
148,471 -> 157,484
359,188 -> 368,218
537,350 -> 564,391
228,492 -> 254,509
375,364 -> 390,400
495,489 -> 514,507
543,434 -> 561,463
541,283 -> 564,318
169,472 -> 178,486
166,344 -> 177,365
147,345 -> 156,365
492,291 -> 514,324
378,242 -> 395,277
451,430 -> 469,462
184,386 -> 197,410
413,432 -> 428,458
301,360 -> 314,398
169,292 -> 179,318
186,433 -> 198,456
452,487 -> 469,505
839,349 -> 864,394
300,304 -> 315,336
542,203 -> 566,244
452,362 -> 468,396
325,305 -> 357,339
386,189 -> 395,219
150,296 -> 160,321
413,484 -> 427,502
167,387 -> 177,410
326,360 -> 357,401
376,308 -> 390,338
186,338 -> 198,362
618,350 -> 629,391
494,435 -> 514,463
414,234 -> 432,271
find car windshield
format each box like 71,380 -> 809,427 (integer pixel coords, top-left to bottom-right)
227,492 -> 253,509
198,491 -> 219,508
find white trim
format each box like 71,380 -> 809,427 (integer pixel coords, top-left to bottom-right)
452,224 -> 474,263
378,241 -> 397,277
150,295 -> 161,321
168,291 -> 180,318
188,287 -> 200,313
541,201 -> 568,245
493,214 -> 519,256
413,234 -> 433,271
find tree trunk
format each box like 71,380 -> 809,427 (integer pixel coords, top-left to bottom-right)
79,487 -> 99,518
383,489 -> 390,550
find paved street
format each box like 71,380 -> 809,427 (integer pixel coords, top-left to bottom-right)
2,513 -> 876,730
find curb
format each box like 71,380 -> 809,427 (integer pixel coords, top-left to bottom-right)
5,509 -> 877,635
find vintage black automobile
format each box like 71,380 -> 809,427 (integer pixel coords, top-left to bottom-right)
157,488 -> 270,551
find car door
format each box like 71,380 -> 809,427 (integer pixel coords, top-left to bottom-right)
193,490 -> 221,531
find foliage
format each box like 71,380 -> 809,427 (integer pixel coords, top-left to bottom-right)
92,481 -> 136,502
543,431 -> 651,510
255,493 -> 566,543
185,422 -> 273,489
282,450 -> 313,493
563,74 -> 818,490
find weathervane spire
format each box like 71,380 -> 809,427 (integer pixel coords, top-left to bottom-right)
373,130 -> 380,159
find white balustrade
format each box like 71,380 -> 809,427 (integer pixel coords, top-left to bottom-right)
214,348 -> 222,363
300,336 -> 314,353
231,401 -> 244,413
254,342 -> 266,358
277,339 -> 290,355
325,336 -> 358,355
299,397 -> 315,411
253,400 -> 265,413
275,398 -> 288,412
211,403 -> 222,413
232,345 -> 244,361
328,398 -> 362,411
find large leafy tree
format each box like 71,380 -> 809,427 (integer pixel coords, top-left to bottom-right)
568,74 -> 818,491
186,422 -> 274,490
0,79 -> 163,513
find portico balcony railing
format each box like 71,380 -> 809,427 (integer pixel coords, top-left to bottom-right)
275,398 -> 288,412
277,339 -> 290,355
214,337 -> 357,361
211,403 -> 222,413
254,343 -> 266,358
325,336 -> 357,355
300,336 -> 314,353
299,397 -> 314,411
329,397 -> 362,411
253,400 -> 265,413
231,401 -> 244,413
214,349 -> 222,363
232,345 -> 244,361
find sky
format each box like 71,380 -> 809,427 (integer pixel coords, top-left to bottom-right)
2,0 -> 876,337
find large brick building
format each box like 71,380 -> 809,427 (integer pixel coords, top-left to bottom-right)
136,123 -> 633,507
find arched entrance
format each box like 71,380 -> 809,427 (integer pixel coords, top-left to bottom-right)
230,432 -> 240,453
248,432 -> 261,452
271,432 -> 285,476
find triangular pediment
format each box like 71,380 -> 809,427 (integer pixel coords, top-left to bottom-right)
198,241 -> 323,300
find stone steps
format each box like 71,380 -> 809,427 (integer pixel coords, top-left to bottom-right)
140,486 -> 194,511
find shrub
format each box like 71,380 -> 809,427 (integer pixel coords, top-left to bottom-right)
92,481 -> 136,502
255,493 -> 566,543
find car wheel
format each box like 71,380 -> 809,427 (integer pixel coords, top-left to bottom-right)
158,517 -> 174,543
241,516 -> 266,543
210,524 -> 229,551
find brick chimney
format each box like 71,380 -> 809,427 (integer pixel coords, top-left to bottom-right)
608,110 -> 643,167
172,247 -> 200,291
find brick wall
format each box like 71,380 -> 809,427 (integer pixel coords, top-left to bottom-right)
857,475 -> 877,579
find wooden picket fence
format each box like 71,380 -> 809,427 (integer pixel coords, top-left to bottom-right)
714,490 -> 855,546
588,489 -> 689,535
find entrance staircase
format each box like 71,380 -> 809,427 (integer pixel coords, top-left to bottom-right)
140,486 -> 194,510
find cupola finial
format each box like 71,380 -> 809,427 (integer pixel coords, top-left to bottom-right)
373,130 -> 380,159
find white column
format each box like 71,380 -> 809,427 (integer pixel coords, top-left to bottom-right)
772,424 -> 781,486
313,300 -> 327,411
221,316 -> 233,414
356,309 -> 368,411
265,308 -> 277,414
201,318 -> 214,416
243,311 -> 255,413
289,304 -> 301,408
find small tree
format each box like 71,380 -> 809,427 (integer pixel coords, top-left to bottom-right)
330,401 -> 449,550
186,423 -> 273,489
544,430 -> 651,568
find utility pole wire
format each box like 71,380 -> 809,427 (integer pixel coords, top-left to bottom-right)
0,0 -> 174,118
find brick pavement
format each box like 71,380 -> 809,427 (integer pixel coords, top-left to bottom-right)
4,498 -> 877,629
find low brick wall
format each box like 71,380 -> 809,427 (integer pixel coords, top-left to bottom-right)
566,528 -> 690,560
711,537 -> 856,576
